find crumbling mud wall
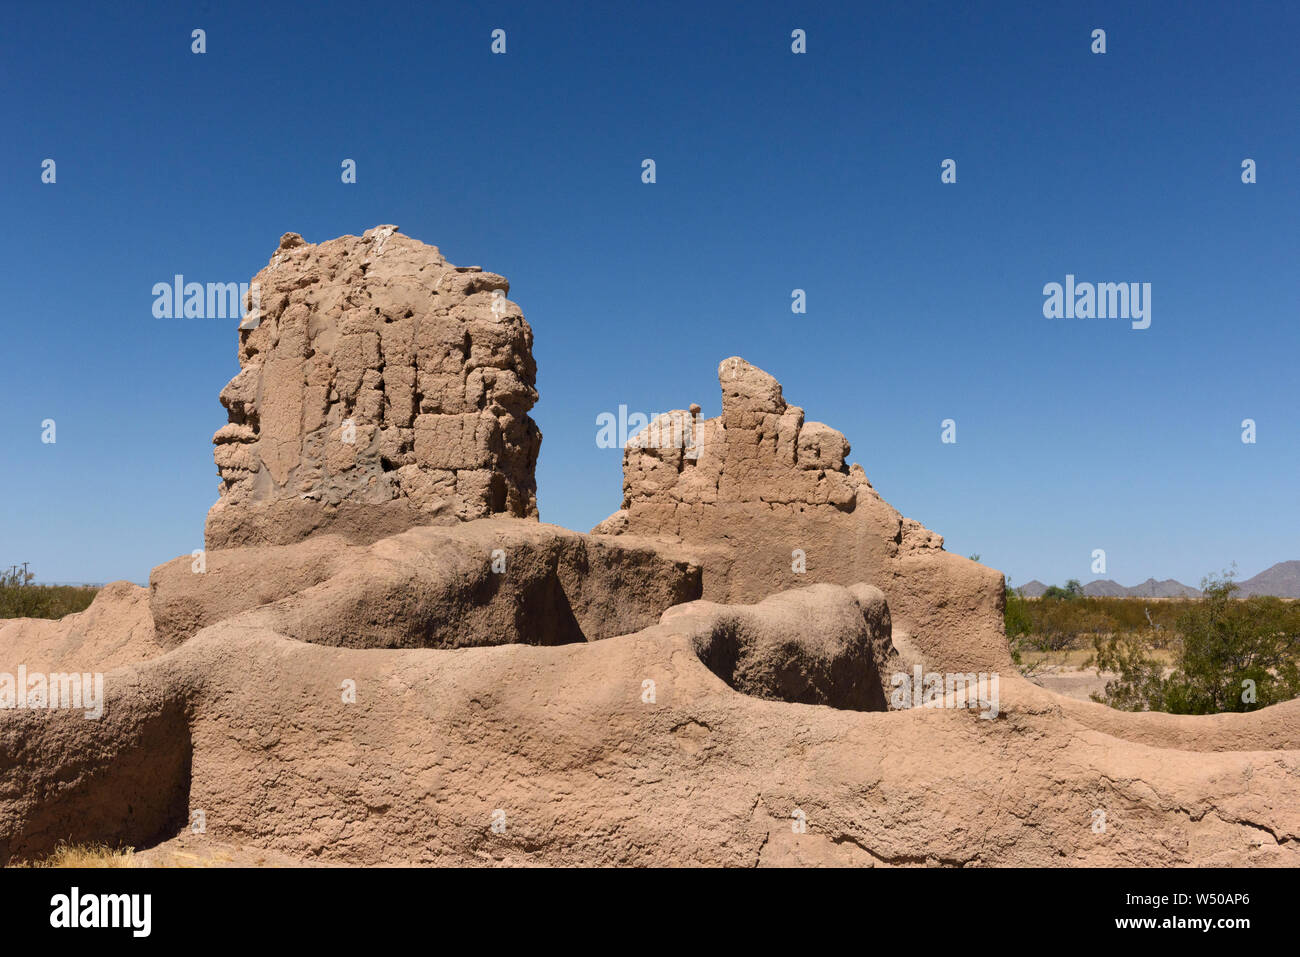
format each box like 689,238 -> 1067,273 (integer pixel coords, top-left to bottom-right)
206,226 -> 542,549
4,600 -> 1298,867
595,357 -> 1010,673
153,519 -> 702,649
0,680 -> 191,864
7,230 -> 1297,870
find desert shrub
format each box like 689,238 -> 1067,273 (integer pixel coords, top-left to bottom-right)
1028,597 -> 1115,651
1088,631 -> 1168,710
1004,579 -> 1032,642
1092,573 -> 1300,714
1041,579 -> 1083,600
1004,578 -> 1035,667
0,569 -> 98,619
1014,589 -> 1196,653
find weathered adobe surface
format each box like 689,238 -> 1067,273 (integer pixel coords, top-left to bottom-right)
205,226 -> 542,549
595,356 -> 1009,674
3,595 -> 1298,867
152,519 -> 702,650
0,581 -> 161,674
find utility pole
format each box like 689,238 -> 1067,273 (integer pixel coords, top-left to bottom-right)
22,562 -> 30,585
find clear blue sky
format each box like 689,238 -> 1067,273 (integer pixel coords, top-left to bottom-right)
2,0 -> 1296,588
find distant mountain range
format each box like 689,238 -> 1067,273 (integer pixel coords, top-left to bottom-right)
1236,560 -> 1300,598
1016,578 -> 1201,598
1015,561 -> 1300,599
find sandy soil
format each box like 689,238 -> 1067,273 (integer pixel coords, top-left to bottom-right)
133,832 -> 323,868
1029,667 -> 1110,702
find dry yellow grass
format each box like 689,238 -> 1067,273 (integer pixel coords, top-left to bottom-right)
11,842 -> 136,868
7,835 -> 296,868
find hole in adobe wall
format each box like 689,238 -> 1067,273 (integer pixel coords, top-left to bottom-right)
488,475 -> 508,513
692,616 -> 890,712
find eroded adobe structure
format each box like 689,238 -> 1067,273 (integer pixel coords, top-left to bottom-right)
3,227 -> 1298,868
595,357 -> 1009,673
206,226 -> 542,548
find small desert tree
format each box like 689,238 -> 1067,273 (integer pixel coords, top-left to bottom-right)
1092,572 -> 1300,713
1041,579 -> 1083,600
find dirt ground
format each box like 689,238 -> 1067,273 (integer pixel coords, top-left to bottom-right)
133,832 -> 324,868
1028,667 -> 1110,702
1020,648 -> 1175,704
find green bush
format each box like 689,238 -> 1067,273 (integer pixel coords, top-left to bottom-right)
1011,588 -> 1194,653
0,568 -> 99,620
1041,579 -> 1083,600
1092,573 -> 1300,714
1003,578 -> 1034,666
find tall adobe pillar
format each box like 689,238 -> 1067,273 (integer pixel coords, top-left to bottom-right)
206,226 -> 541,548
